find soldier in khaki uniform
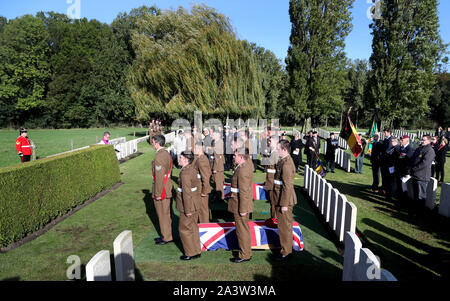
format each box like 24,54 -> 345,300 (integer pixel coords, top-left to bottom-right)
271,139 -> 297,261
212,132 -> 225,201
264,136 -> 279,218
151,134 -> 174,245
228,148 -> 254,263
193,142 -> 212,223
176,151 -> 202,261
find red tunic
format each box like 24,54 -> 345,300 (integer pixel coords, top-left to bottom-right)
16,136 -> 32,155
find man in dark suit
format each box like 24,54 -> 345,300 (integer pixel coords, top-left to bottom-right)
325,132 -> 339,173
370,133 -> 383,192
304,131 -> 313,167
290,132 -> 304,172
394,135 -> 414,205
409,135 -> 436,215
380,127 -> 393,195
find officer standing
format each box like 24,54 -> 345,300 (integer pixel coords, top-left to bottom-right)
264,136 -> 279,218
16,128 -> 32,163
151,134 -> 174,245
270,139 -> 297,262
193,142 -> 212,223
228,147 -> 254,263
384,137 -> 400,203
176,151 -> 202,261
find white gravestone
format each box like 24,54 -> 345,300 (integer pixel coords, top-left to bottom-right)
335,193 -> 347,242
311,171 -> 317,199
425,178 -> 438,210
304,165 -> 310,190
439,183 -> 450,217
342,231 -> 362,281
113,230 -> 135,281
344,201 -> 357,234
329,188 -> 339,231
323,183 -> 332,221
86,250 -> 112,281
314,175 -> 321,207
354,248 -> 381,281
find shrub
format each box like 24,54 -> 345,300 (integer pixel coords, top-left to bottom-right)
0,145 -> 120,247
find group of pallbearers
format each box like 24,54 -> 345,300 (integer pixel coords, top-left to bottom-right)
149,126 -> 298,263
370,127 -> 449,215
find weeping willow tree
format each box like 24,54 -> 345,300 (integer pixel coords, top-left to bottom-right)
129,5 -> 265,122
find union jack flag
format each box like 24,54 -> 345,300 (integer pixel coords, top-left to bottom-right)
223,183 -> 267,200
199,220 -> 304,252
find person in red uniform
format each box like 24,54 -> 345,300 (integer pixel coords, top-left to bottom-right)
16,128 -> 32,162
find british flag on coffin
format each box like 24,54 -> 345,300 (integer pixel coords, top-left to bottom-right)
223,183 -> 267,200
199,220 -> 304,252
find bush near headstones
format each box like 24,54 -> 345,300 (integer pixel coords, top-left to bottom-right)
0,145 -> 120,248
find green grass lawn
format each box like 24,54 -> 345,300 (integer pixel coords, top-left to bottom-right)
1,131 -> 448,281
309,142 -> 450,280
0,127 -> 148,169
0,142 -> 343,281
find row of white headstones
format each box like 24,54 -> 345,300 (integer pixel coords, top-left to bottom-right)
304,164 -> 397,281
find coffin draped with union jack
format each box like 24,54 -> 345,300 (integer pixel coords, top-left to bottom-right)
224,183 -> 266,200
199,220 -> 304,252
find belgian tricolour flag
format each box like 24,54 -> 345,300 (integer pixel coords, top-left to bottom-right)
340,113 -> 363,158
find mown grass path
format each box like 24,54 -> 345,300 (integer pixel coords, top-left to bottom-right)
0,142 -> 342,281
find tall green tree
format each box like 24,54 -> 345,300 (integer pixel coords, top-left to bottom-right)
129,5 -> 265,122
344,59 -> 369,128
367,0 -> 445,127
248,42 -> 287,119
0,15 -> 51,126
286,0 -> 354,127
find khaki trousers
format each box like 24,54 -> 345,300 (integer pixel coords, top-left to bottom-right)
199,195 -> 210,223
179,211 -> 201,257
214,172 -> 225,200
234,213 -> 252,260
277,205 -> 293,256
154,197 -> 173,241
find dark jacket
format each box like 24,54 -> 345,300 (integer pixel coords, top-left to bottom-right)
325,138 -> 339,161
410,144 -> 436,182
435,144 -> 449,165
290,138 -> 303,163
385,144 -> 400,172
303,135 -> 312,155
396,143 -> 414,177
370,140 -> 383,164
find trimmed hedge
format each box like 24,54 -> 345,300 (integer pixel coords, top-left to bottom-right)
0,145 -> 120,247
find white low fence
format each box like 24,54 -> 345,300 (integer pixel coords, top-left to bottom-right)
304,164 -> 397,281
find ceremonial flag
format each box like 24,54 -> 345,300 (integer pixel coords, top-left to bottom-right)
367,110 -> 381,155
223,183 -> 267,200
315,158 -> 326,178
340,112 -> 363,158
199,220 -> 304,251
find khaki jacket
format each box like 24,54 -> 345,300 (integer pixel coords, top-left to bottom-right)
152,148 -> 173,199
194,154 -> 211,194
228,160 -> 253,214
212,151 -> 225,172
272,155 -> 297,207
176,163 -> 202,214
264,150 -> 278,191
